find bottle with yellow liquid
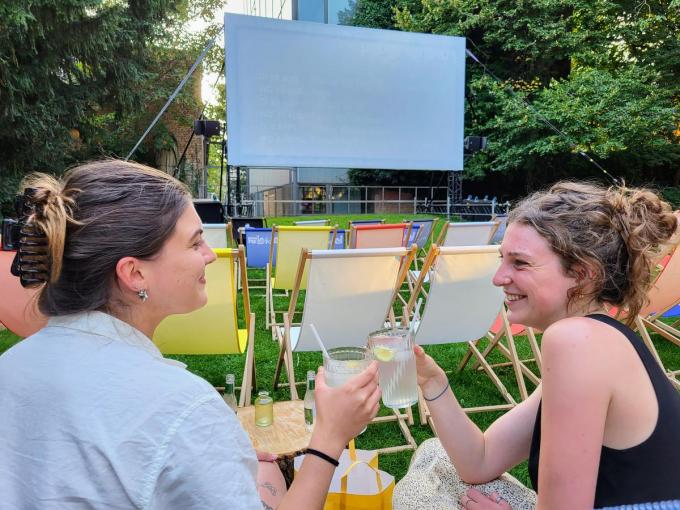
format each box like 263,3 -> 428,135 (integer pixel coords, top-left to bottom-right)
254,390 -> 274,427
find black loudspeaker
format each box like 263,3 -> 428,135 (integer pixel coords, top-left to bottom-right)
193,120 -> 221,138
464,136 -> 488,153
193,199 -> 225,223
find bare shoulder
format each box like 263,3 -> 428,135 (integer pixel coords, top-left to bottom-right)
541,316 -> 622,385
542,315 -> 619,355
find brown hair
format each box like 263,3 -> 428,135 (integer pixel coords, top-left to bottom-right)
509,181 -> 678,324
20,160 -> 191,316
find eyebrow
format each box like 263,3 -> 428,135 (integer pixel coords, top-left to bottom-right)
189,228 -> 203,241
503,250 -> 533,259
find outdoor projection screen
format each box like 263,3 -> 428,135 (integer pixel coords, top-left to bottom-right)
225,14 -> 466,171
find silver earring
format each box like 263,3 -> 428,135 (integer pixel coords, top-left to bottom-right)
137,289 -> 149,302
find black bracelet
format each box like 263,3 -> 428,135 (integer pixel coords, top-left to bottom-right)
305,447 -> 340,467
423,381 -> 450,401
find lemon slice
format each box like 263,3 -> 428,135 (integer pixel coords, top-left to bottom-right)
345,360 -> 360,369
373,345 -> 396,362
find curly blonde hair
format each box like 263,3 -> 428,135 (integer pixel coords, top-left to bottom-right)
509,181 -> 679,324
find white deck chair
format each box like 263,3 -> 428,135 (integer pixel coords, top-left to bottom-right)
406,245 -> 527,427
436,221 -> 500,247
273,246 -> 418,453
202,223 -> 233,249
411,220 -> 500,291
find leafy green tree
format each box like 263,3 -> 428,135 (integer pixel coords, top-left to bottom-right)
347,0 -> 680,195
0,0 -> 222,215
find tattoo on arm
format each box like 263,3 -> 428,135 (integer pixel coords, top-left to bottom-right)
259,482 -> 277,496
261,499 -> 274,510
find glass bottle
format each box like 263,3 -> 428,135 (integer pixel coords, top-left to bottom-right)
254,390 -> 274,427
303,370 -> 316,432
223,374 -> 237,413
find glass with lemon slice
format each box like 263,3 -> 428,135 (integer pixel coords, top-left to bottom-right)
323,347 -> 371,388
368,328 -> 418,409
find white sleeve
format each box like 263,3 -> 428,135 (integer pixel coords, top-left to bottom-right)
148,393 -> 262,510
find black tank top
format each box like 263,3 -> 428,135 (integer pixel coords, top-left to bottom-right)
528,314 -> 680,508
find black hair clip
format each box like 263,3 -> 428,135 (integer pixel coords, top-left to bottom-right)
10,188 -> 50,288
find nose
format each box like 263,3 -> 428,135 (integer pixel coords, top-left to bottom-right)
492,263 -> 511,288
202,245 -> 217,265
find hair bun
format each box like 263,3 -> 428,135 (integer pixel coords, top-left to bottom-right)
18,174 -> 78,284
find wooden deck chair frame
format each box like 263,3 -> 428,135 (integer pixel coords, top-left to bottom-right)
632,242 -> 680,389
435,220 -> 500,247
458,306 -> 542,400
265,225 -> 336,335
348,223 -> 412,250
406,244 -> 526,428
153,246 -> 256,407
273,246 -> 418,454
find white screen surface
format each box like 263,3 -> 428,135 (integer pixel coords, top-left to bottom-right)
225,14 -> 465,171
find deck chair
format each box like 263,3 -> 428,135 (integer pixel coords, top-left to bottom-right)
489,214 -> 508,244
266,226 -> 335,334
153,247 -> 256,407
330,229 -> 346,249
0,250 -> 46,337
633,244 -> 680,388
436,220 -> 500,247
273,246 -> 418,453
459,306 -> 542,399
348,219 -> 385,228
406,245 -> 527,427
202,222 -> 234,249
294,219 -> 330,226
241,227 -> 275,290
349,223 -> 412,249
403,218 -> 438,257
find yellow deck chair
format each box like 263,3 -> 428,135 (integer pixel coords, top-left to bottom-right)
273,246 -> 418,454
154,246 -> 256,406
265,225 -> 335,335
406,245 -> 527,429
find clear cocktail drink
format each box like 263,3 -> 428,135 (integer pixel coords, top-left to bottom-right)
368,328 -> 418,409
323,347 -> 371,388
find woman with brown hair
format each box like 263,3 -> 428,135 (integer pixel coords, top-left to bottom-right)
395,182 -> 680,510
0,160 -> 381,509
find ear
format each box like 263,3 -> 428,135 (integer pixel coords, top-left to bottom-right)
115,256 -> 147,294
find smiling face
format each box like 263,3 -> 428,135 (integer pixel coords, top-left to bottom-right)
140,203 -> 216,319
492,223 -> 580,330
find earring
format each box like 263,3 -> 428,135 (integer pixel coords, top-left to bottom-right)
137,289 -> 149,302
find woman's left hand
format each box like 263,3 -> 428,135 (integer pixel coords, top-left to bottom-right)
459,488 -> 512,510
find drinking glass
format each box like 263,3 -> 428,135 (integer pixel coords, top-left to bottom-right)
367,328 -> 418,409
323,347 -> 371,388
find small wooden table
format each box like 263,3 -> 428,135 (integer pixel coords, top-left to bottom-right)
237,400 -> 313,455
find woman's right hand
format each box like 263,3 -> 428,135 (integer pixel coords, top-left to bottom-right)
312,362 -> 381,450
414,345 -> 448,395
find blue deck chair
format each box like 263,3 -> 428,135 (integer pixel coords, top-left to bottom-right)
242,227 -> 276,268
330,229 -> 346,249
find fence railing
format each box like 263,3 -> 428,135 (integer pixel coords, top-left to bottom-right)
233,184 -> 510,218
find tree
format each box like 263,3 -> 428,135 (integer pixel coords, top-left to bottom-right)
0,0 -> 222,215
346,0 -> 680,195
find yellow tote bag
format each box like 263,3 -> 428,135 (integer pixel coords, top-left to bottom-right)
296,441 -> 394,510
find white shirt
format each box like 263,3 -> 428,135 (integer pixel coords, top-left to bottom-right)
0,311 -> 261,509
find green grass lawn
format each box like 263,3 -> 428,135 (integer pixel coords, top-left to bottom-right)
1,214 -> 678,486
